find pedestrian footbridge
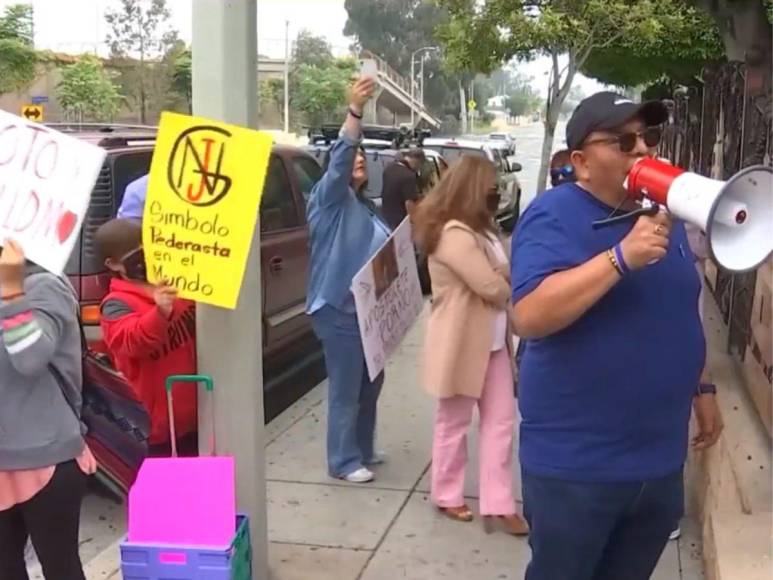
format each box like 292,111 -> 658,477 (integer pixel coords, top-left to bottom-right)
258,52 -> 441,130
358,51 -> 441,130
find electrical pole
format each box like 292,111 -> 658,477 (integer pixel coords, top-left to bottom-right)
284,20 -> 290,133
419,55 -> 425,110
470,79 -> 475,133
191,2 -> 267,578
410,47 -> 437,129
410,55 -> 415,128
460,79 -> 467,135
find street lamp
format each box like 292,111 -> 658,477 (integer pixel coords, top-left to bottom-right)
410,46 -> 438,128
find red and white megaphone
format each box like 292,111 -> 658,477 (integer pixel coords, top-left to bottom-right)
625,158 -> 773,272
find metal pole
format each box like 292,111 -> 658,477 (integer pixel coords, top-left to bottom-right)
420,55 -> 425,109
410,54 -> 415,128
284,20 -> 290,133
470,79 -> 475,133
191,2 -> 267,579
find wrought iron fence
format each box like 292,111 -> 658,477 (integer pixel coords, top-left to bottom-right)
662,62 -> 771,369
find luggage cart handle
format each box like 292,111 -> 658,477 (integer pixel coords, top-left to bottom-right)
166,374 -> 214,392
165,374 -> 215,457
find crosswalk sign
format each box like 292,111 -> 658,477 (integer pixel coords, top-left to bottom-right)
468,99 -> 477,111
22,104 -> 43,122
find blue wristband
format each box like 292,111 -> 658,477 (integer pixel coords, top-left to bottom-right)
697,382 -> 717,396
613,244 -> 630,275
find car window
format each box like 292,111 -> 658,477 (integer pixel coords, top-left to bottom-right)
418,158 -> 439,194
291,156 -> 322,204
306,146 -> 328,164
261,155 -> 300,233
491,149 -> 505,171
425,146 -> 485,167
113,150 -> 153,208
68,150 -> 154,277
364,151 -> 392,200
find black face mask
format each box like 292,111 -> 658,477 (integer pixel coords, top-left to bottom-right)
121,247 -> 148,282
486,192 -> 501,214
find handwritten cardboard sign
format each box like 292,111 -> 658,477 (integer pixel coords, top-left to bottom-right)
143,112 -> 273,309
352,218 -> 424,380
0,110 -> 106,273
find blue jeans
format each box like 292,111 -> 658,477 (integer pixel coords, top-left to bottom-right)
522,469 -> 684,580
311,306 -> 384,477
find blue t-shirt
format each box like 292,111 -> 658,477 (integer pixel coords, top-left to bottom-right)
511,183 -> 705,482
117,174 -> 148,220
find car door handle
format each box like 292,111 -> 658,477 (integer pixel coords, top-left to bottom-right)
269,256 -> 284,272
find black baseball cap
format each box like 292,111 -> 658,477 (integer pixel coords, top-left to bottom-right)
566,92 -> 668,151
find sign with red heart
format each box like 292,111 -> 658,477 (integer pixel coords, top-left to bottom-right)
0,110 -> 106,274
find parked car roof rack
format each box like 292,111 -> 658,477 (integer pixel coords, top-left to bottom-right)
45,123 -> 158,133
307,124 -> 431,148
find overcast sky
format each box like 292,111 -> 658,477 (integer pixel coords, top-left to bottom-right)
3,0 -> 606,98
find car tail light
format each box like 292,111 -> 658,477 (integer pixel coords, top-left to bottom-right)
81,303 -> 101,326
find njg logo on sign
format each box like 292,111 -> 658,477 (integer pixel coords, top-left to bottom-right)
168,126 -> 234,207
0,110 -> 106,274
142,112 -> 273,309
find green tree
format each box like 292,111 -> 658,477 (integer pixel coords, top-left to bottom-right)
581,4 -> 723,87
344,0 -> 461,118
0,3 -> 37,94
105,0 -> 179,123
506,84 -> 543,117
477,68 -> 544,117
344,0 -> 445,74
293,29 -> 334,69
437,0 -> 724,193
259,77 -> 285,121
56,55 -> 122,122
292,59 -> 357,127
0,3 -> 32,44
689,0 -> 771,63
165,42 -> 191,113
560,85 -> 586,115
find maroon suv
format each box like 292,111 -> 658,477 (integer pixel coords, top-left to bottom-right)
54,124 -> 323,492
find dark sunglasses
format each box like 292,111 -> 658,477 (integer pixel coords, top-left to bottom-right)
550,164 -> 575,180
584,126 -> 662,153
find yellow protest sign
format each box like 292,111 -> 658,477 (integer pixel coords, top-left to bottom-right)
142,112 -> 272,309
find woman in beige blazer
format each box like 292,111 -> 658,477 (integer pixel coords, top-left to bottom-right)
413,156 -> 528,537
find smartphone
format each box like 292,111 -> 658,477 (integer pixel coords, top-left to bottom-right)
359,58 -> 378,79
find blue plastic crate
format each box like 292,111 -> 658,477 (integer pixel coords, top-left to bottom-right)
120,514 -> 251,580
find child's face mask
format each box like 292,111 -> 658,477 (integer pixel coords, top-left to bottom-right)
120,247 -> 148,282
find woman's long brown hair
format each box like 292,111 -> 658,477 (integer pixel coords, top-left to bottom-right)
413,155 -> 497,255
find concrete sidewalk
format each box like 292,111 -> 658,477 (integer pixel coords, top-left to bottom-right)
80,309 -> 705,579
264,313 -> 704,580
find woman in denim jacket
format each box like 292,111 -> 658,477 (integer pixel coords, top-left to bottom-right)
306,76 -> 392,483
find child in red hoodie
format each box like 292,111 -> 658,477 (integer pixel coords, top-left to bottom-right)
95,219 -> 197,455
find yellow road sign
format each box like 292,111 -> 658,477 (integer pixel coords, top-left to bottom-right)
467,99 -> 477,111
22,104 -> 43,122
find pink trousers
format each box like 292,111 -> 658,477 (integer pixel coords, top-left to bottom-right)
431,348 -> 516,516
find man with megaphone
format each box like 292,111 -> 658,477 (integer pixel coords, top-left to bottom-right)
510,92 -> 719,580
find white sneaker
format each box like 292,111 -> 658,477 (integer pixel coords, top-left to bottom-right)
24,539 -> 35,563
343,467 -> 374,483
364,452 -> 387,466
669,527 -> 681,541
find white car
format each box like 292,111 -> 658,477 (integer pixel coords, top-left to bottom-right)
488,132 -> 516,155
423,137 -> 523,232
